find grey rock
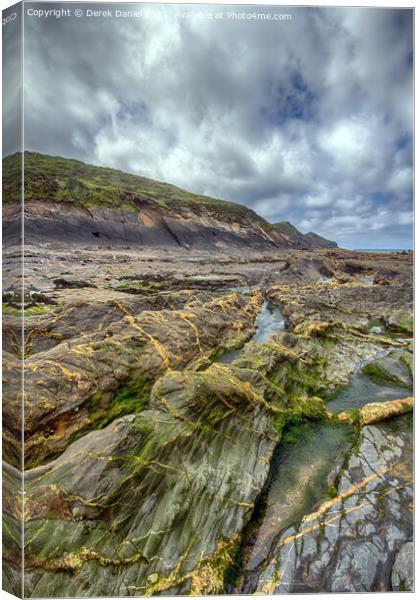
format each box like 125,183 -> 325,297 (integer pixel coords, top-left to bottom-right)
391,542 -> 414,591
253,415 -> 413,594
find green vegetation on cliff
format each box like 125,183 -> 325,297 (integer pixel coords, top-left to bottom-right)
3,152 -> 270,226
273,221 -> 337,248
272,221 -> 304,241
3,152 -> 337,247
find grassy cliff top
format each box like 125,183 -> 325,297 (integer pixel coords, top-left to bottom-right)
272,221 -> 304,241
3,152 -> 271,227
273,221 -> 337,248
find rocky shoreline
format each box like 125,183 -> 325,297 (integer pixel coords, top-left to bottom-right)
2,243 -> 413,596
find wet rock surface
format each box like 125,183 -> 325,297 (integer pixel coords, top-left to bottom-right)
2,241 -> 413,597
362,345 -> 413,388
4,291 -> 263,467
253,415 -> 413,594
391,541 -> 414,591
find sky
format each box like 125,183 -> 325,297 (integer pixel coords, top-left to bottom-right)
5,3 -> 414,248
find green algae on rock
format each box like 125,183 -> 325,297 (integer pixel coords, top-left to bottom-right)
13,326 -> 342,597
3,291 -> 263,468
362,346 -> 413,387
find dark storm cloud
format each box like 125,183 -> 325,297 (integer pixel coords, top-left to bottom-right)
20,3 -> 413,248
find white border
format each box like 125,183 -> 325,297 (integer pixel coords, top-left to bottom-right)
0,2 -> 416,600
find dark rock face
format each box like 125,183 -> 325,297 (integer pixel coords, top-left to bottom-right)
303,231 -> 338,248
270,222 -> 337,249
20,202 -> 289,250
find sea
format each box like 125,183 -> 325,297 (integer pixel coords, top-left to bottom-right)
353,248 -> 413,253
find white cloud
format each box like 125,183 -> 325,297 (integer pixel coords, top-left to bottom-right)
20,5 -> 413,248
387,167 -> 413,195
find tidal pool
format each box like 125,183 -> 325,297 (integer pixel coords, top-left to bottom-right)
252,302 -> 286,343
240,349 -> 411,591
187,273 -> 234,281
327,371 -> 411,414
217,301 -> 286,364
361,276 -> 374,285
244,421 -> 352,575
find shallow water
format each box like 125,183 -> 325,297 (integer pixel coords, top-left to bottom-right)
361,276 -> 374,285
217,348 -> 243,364
241,340 -> 411,589
370,325 -> 384,334
217,301 -> 285,364
187,273 -> 233,281
244,422 -> 352,575
228,286 -> 252,295
327,372 -> 411,414
252,301 -> 286,343
216,289 -> 414,593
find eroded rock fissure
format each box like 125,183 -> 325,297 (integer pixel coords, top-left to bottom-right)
226,343 -> 413,594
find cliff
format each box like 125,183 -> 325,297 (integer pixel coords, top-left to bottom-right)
3,152 -> 337,250
273,221 -> 337,249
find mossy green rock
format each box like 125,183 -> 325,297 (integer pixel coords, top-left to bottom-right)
9,333 -> 332,597
3,291 -> 262,467
362,346 -> 413,387
18,383 -> 273,594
